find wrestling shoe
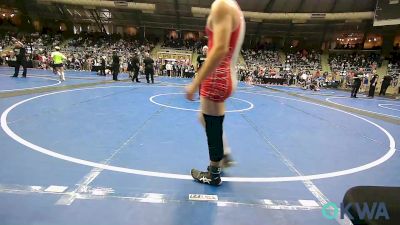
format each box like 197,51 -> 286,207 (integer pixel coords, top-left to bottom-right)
191,166 -> 222,186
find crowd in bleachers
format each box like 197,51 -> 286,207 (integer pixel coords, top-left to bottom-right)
387,52 -> 400,87
284,50 -> 322,71
161,36 -> 207,53
162,37 -> 196,50
1,30 -> 399,94
61,32 -> 155,72
0,32 -> 63,66
0,32 -> 160,74
335,42 -> 364,50
329,52 -> 382,73
0,33 -> 13,51
388,52 -> 400,75
239,48 -> 326,89
0,32 -> 204,76
159,60 -> 196,78
239,48 -> 282,81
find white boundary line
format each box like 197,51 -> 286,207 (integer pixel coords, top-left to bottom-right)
0,74 -> 61,92
0,183 -> 322,210
24,74 -> 108,80
378,104 -> 400,112
149,92 -> 254,113
326,96 -> 400,119
0,86 -> 396,182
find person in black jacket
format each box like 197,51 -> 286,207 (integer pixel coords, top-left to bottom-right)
100,56 -> 106,76
131,53 -> 140,83
351,69 -> 363,98
379,75 -> 393,96
112,51 -> 120,81
143,52 -> 154,84
197,46 -> 208,71
196,46 -> 208,97
11,37 -> 27,78
367,74 -> 379,98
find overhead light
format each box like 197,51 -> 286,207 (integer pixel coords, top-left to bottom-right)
10,14 -> 14,17
2,14 -> 5,17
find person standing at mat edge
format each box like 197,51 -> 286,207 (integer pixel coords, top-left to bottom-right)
185,0 -> 245,186
197,45 -> 208,98
112,50 -> 120,81
51,46 -> 67,82
143,52 -> 155,84
130,53 -> 140,83
11,37 -> 27,78
379,75 -> 393,96
351,69 -> 363,98
368,74 -> 379,98
100,56 -> 106,76
197,46 -> 208,70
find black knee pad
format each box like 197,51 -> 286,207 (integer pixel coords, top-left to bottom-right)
203,114 -> 224,162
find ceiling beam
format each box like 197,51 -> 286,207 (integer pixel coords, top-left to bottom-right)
89,10 -> 104,31
56,4 -> 73,22
92,9 -> 107,33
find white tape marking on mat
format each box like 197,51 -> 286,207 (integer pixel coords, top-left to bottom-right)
299,200 -> 320,207
189,194 -> 218,201
44,186 -> 68,193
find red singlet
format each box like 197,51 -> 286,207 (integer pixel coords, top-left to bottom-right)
200,12 -> 245,102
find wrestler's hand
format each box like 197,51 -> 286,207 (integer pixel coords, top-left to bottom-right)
185,83 -> 196,101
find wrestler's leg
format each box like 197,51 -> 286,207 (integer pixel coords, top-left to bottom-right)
198,111 -> 234,168
191,97 -> 227,186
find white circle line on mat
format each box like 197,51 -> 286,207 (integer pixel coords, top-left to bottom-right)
378,104 -> 400,112
149,92 -> 254,113
0,86 -> 396,182
0,74 -> 61,92
326,96 -> 400,119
